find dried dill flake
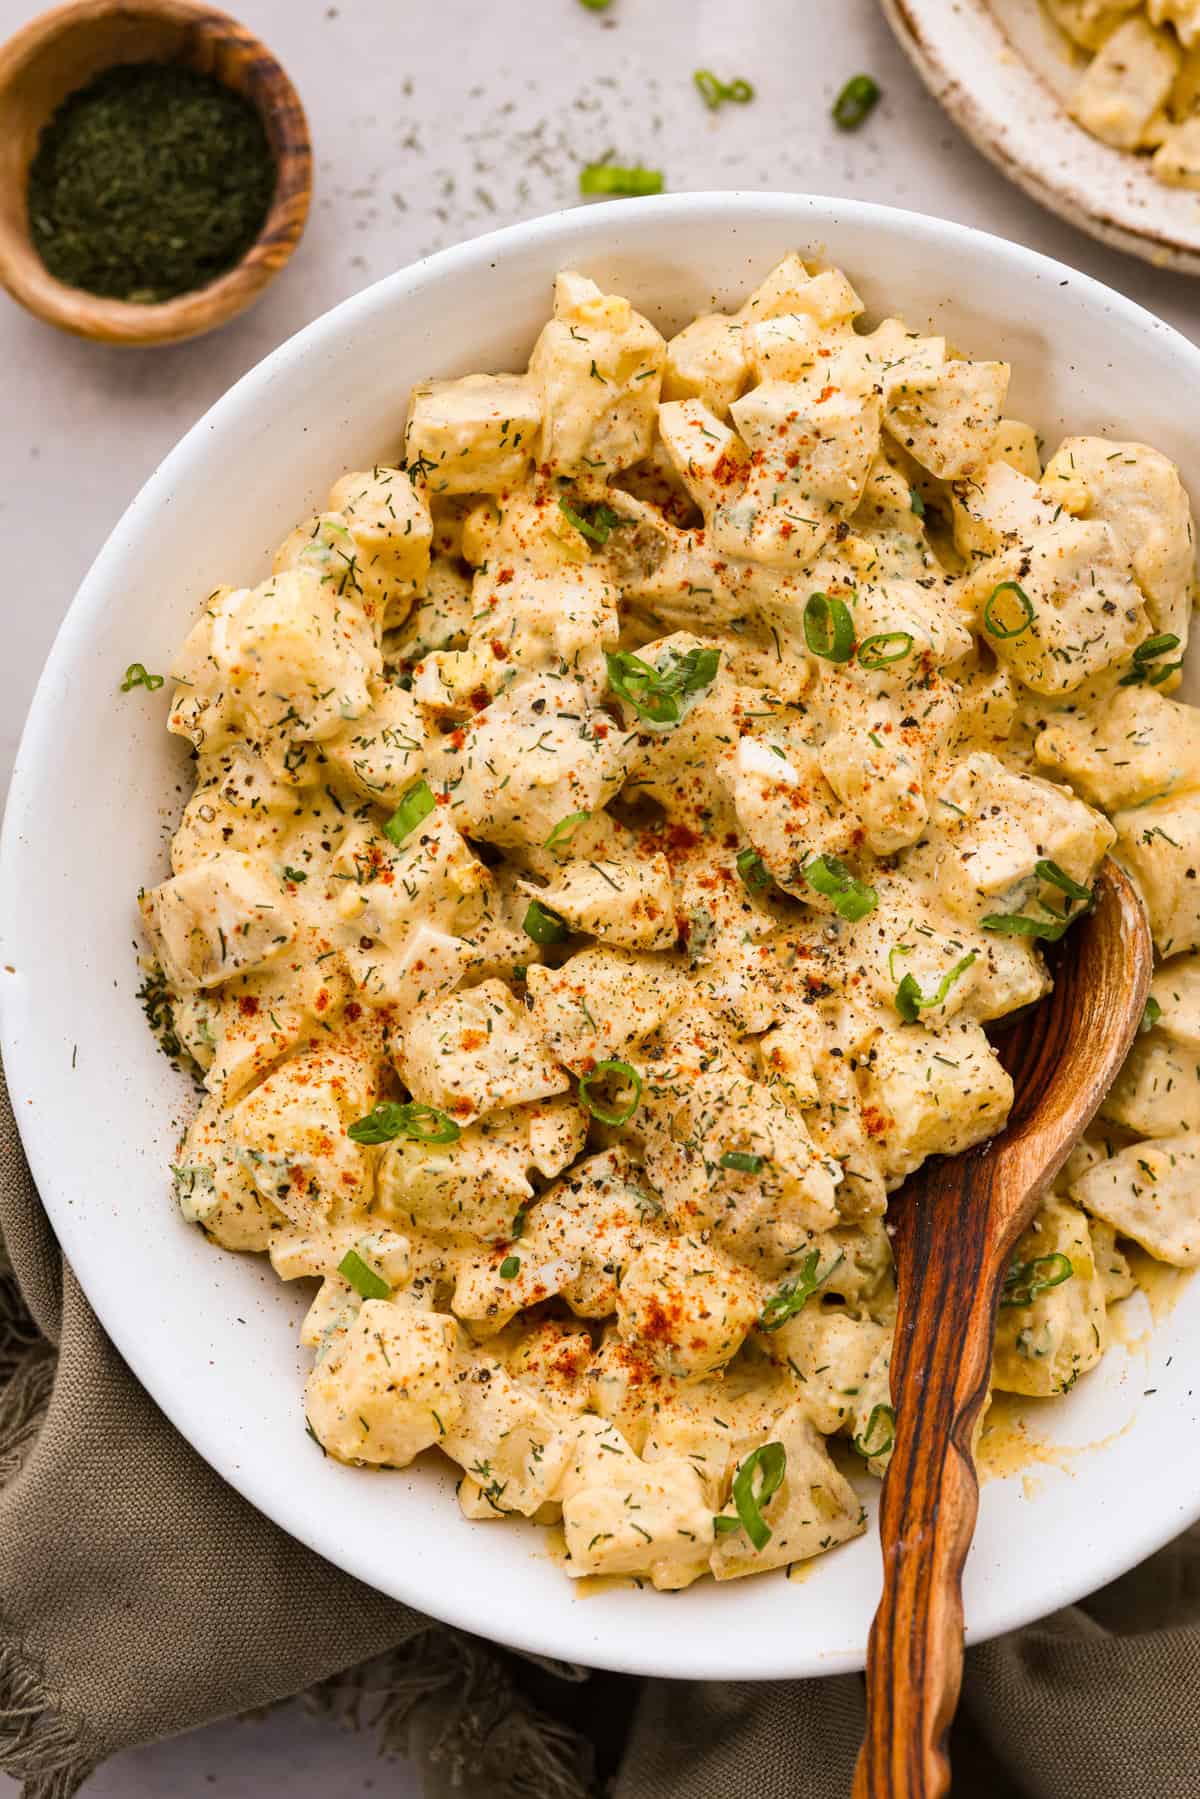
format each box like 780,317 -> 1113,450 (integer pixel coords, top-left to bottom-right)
27,62 -> 276,303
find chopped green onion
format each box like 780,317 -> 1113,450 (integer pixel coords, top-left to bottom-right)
1119,633 -> 1183,687
693,69 -> 755,109
983,581 -> 1034,640
499,1254 -> 521,1279
1035,859 -> 1092,905
854,1403 -> 896,1460
523,898 -> 571,945
606,645 -> 720,727
580,163 -> 664,197
803,591 -> 856,663
719,1442 -> 787,1551
545,811 -> 590,851
832,74 -> 880,130
338,1249 -> 391,1301
895,951 -> 977,1023
736,846 -> 773,892
558,497 -> 623,544
121,662 -> 165,692
909,487 -> 926,518
720,1150 -> 765,1174
1140,996 -> 1163,1034
858,631 -> 914,671
803,853 -> 878,921
383,779 -> 435,846
1000,1251 -> 1074,1308
348,1102 -> 461,1146
980,908 -> 1071,942
281,866 -> 308,884
758,1248 -> 844,1333
579,1058 -> 641,1125
1134,632 -> 1182,662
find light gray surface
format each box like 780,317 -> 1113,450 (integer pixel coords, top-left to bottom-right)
1,0 -> 1198,1790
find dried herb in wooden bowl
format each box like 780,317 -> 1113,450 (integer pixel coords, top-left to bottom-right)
27,61 -> 276,304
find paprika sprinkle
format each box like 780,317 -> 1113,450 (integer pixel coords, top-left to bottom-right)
27,62 -> 276,303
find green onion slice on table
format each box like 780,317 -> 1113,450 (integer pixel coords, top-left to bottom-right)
832,74 -> 880,130
579,164 -> 664,197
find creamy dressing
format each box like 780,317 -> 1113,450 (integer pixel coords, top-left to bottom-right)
141,255 -> 1200,1592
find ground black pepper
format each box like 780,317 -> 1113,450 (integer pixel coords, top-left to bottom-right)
27,61 -> 276,303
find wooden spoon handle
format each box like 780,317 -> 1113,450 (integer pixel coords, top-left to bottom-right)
851,1169 -> 1003,1799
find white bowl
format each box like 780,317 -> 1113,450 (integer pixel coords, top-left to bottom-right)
882,0 -> 1200,275
4,192 -> 1200,1681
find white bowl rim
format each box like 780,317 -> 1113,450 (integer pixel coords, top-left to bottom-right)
5,189 -> 1200,1680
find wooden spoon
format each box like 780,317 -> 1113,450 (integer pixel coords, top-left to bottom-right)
852,857 -> 1153,1799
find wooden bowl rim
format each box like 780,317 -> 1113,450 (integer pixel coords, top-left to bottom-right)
0,0 -> 313,345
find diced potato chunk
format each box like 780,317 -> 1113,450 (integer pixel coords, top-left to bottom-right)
528,271 -> 666,476
904,751 -> 1114,927
993,1200 -> 1107,1397
304,1303 -> 462,1466
526,1147 -> 663,1318
1114,791 -> 1200,956
1155,113 -> 1200,185
964,518 -> 1147,696
140,853 -> 296,990
441,1358 -> 569,1515
1041,436 -> 1194,649
761,1302 -> 891,1436
710,1406 -> 865,1579
397,978 -> 568,1123
1147,952 -> 1200,1046
884,359 -> 1009,479
663,313 -> 749,417
530,855 -> 677,951
526,946 -> 681,1073
226,1039 -> 377,1227
172,1096 -> 286,1251
1071,1132 -> 1200,1265
1100,1027 -> 1200,1137
404,373 -> 540,496
1070,17 -> 1181,149
1036,688 -> 1200,813
323,682 -> 427,804
859,1020 -> 1013,1184
616,1236 -> 762,1377
1047,0 -> 1141,53
377,1098 -> 584,1241
562,1457 -> 714,1588
433,676 -> 629,851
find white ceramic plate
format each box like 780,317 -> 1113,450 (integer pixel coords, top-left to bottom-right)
883,0 -> 1200,273
3,193 -> 1200,1680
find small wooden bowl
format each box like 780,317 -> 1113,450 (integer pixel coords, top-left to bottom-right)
0,0 -> 312,346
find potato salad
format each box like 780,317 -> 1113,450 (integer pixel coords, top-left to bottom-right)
1052,0 -> 1200,186
140,255 -> 1200,1591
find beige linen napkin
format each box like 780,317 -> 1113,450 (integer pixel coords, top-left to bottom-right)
3,1054 -> 1200,1799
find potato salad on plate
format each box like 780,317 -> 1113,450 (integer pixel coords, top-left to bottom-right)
139,254 -> 1200,1591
